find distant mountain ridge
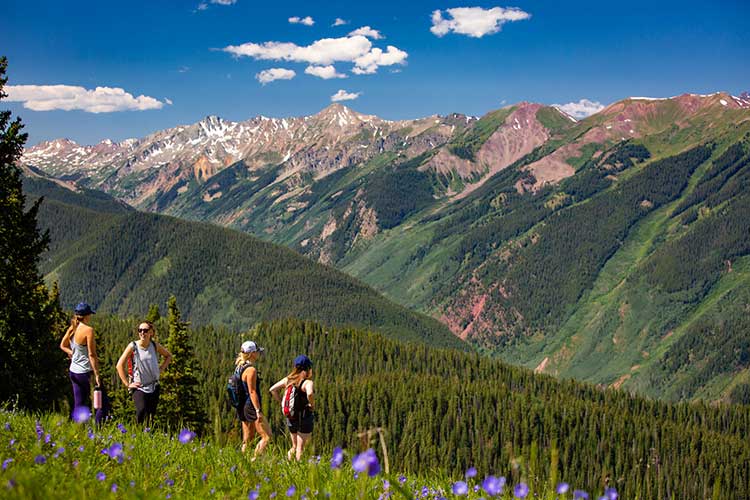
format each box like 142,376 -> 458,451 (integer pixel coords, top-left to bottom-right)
23,91 -> 750,403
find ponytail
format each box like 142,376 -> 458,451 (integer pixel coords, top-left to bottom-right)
285,367 -> 306,388
66,315 -> 83,343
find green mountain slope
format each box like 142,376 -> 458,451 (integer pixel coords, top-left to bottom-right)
25,179 -> 464,349
25,93 -> 750,402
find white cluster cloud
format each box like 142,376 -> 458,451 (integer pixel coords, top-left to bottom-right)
431,6 -> 531,38
223,35 -> 407,77
332,18 -> 348,27
255,68 -> 296,85
352,46 -> 407,74
553,99 -> 605,119
348,26 -> 383,40
211,0 -> 236,5
331,89 -> 361,102
305,65 -> 347,79
289,16 -> 315,26
5,85 -> 168,113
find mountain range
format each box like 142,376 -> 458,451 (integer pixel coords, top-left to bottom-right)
22,91 -> 750,403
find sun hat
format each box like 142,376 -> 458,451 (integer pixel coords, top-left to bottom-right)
74,302 -> 95,316
241,340 -> 265,354
294,354 -> 313,370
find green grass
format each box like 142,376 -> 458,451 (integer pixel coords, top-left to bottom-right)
0,411 -> 604,500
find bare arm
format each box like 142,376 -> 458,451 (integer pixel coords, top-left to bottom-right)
303,380 -> 314,410
115,344 -> 138,389
155,342 -> 172,372
59,326 -> 73,358
269,377 -> 288,402
244,367 -> 262,412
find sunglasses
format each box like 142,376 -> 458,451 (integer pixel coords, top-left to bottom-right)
138,328 -> 151,333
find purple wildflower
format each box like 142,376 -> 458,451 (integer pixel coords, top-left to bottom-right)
34,455 -> 46,465
117,423 -> 127,434
202,473 -> 208,482
482,476 -> 504,496
165,479 -> 174,487
96,472 -> 106,481
44,433 -> 51,444
514,483 -> 529,499
249,491 -> 259,500
7,479 -> 16,489
398,475 -> 407,484
3,423 -> 10,431
72,460 -> 79,468
9,439 -> 16,447
87,429 -> 95,440
2,458 -> 13,471
130,481 -> 135,487
352,449 -> 380,477
178,429 -> 196,444
604,488 -> 618,500
452,481 -> 469,496
557,483 -> 570,494
270,493 -> 277,498
53,447 -> 65,458
111,483 -> 118,493
465,467 -> 478,478
286,485 -> 296,497
230,465 -> 237,474
574,491 -> 589,500
78,445 -> 84,452
72,406 -> 91,423
35,421 -> 43,440
330,447 -> 344,469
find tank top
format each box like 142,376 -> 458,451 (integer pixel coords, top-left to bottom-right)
291,379 -> 311,414
241,365 -> 262,408
132,341 -> 160,394
69,334 -> 92,374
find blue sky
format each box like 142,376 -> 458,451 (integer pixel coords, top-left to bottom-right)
3,0 -> 749,146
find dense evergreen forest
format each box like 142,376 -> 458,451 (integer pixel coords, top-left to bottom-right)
24,175 -> 463,350
90,315 -> 750,500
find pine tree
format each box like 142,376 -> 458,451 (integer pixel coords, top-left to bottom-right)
158,295 -> 206,433
0,56 -> 67,410
146,303 -> 160,323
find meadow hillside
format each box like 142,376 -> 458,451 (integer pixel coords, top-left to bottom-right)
83,315 -> 750,500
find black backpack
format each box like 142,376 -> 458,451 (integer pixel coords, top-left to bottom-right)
227,363 -> 251,409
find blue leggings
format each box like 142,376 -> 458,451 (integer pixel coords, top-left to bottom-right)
69,371 -> 105,425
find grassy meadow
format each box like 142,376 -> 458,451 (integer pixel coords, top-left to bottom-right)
0,411 -> 617,500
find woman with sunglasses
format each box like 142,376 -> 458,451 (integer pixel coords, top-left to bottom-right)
116,321 -> 172,424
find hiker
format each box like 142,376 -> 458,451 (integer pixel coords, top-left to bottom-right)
60,302 -> 103,424
115,321 -> 172,424
234,340 -> 272,458
270,354 -> 315,461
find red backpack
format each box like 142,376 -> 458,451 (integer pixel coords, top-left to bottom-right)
282,382 -> 304,420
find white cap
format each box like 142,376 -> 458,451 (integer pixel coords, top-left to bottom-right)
241,340 -> 265,354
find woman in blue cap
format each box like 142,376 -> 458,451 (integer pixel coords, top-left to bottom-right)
59,302 -> 101,422
270,354 -> 315,461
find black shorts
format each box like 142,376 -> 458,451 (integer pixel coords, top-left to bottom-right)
238,402 -> 258,422
287,410 -> 314,434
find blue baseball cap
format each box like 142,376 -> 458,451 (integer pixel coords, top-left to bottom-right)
74,302 -> 95,316
294,354 -> 312,370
